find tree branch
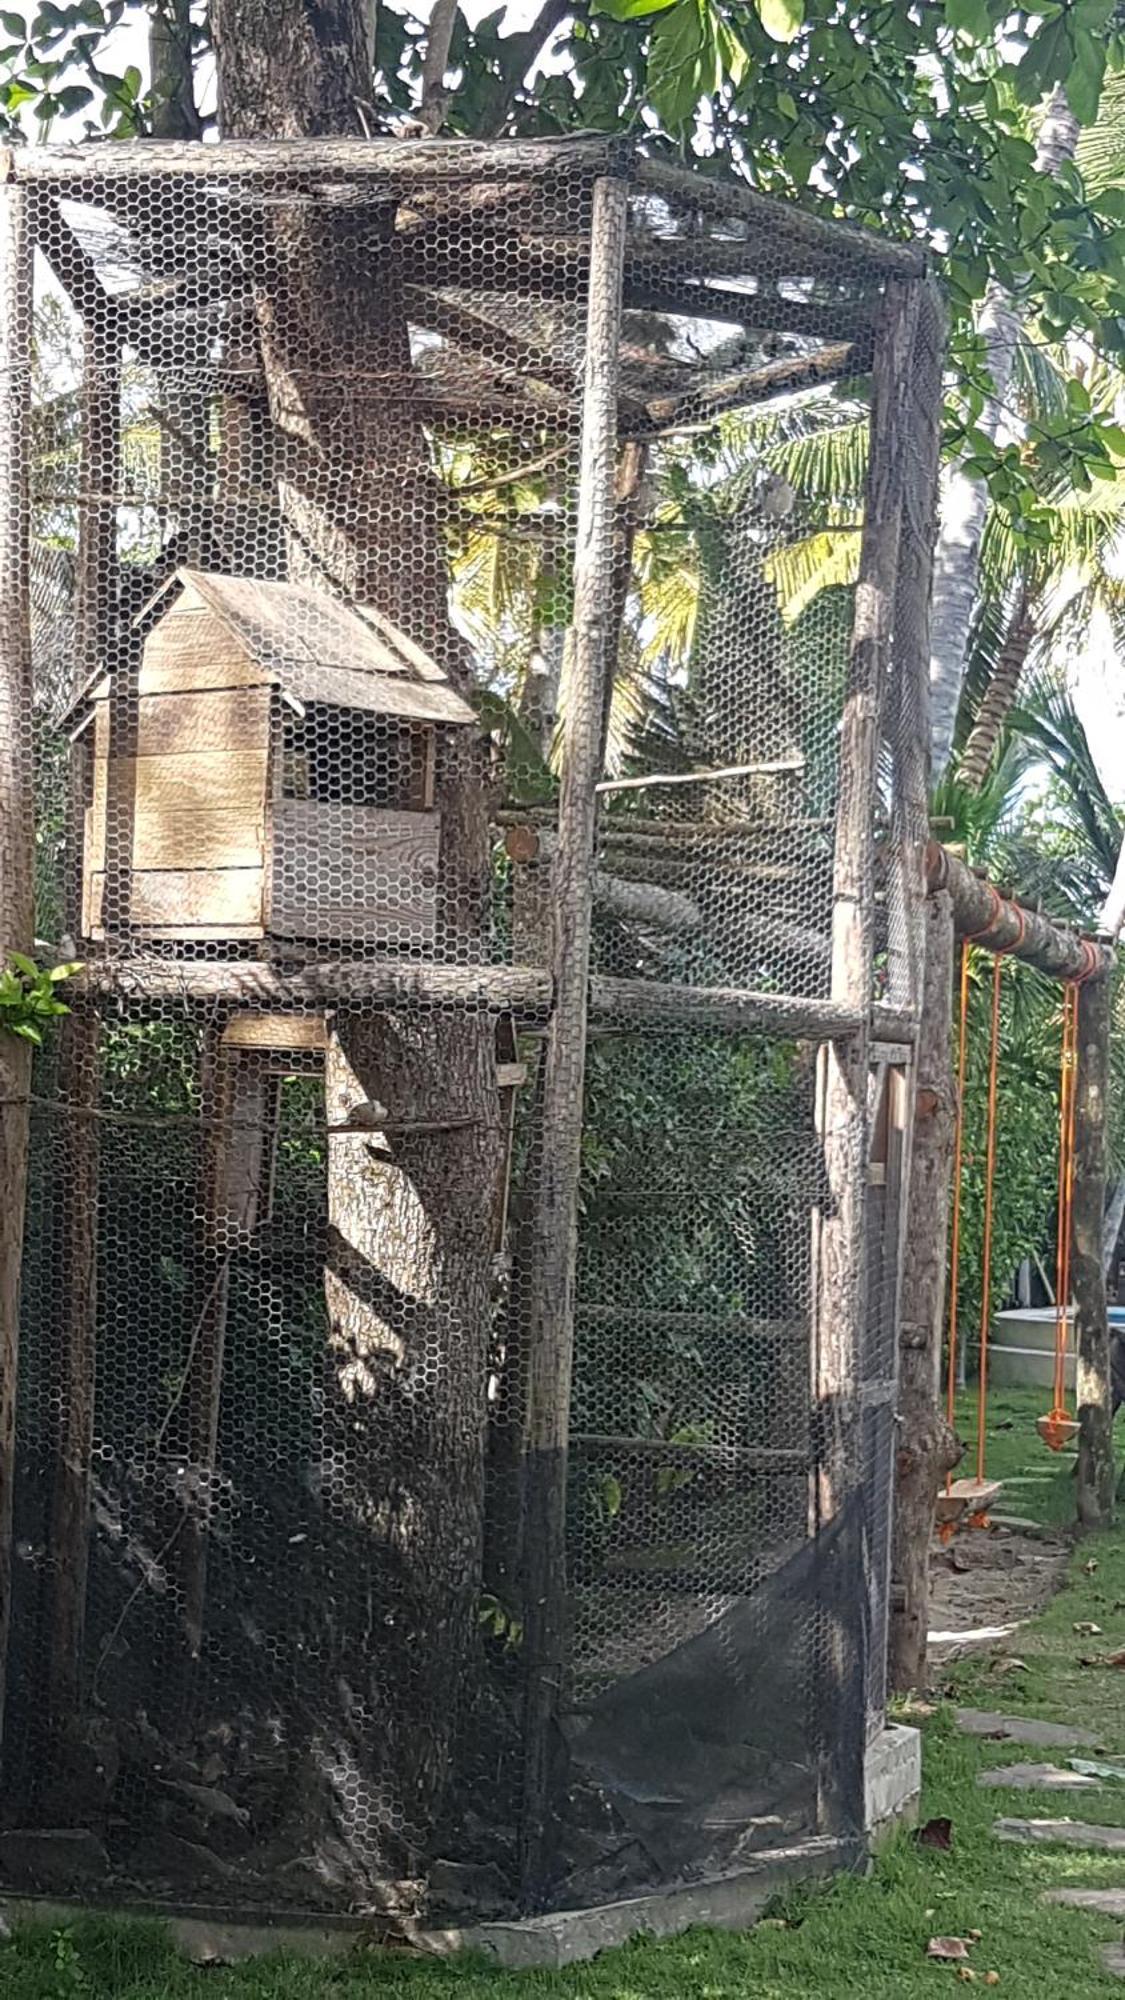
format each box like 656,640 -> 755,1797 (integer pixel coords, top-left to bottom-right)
419,0 -> 461,135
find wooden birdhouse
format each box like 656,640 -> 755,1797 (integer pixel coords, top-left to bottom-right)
63,569 -> 477,948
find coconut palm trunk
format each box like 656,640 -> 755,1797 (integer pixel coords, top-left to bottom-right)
930,86 -> 1079,778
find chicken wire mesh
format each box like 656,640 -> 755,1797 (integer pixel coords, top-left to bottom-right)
0,137 -> 932,1923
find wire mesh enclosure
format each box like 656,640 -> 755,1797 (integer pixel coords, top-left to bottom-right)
0,136 -> 939,1927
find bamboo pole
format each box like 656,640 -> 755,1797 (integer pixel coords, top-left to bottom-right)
811,274 -> 919,1829
0,157 -> 34,1755
518,173 -> 628,1908
1075,970 -> 1114,1529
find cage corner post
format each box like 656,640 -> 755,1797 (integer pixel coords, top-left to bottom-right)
518,169 -> 629,1910
1075,965 -> 1113,1530
811,271 -> 920,1833
885,277 -> 957,1698
0,155 -> 35,1758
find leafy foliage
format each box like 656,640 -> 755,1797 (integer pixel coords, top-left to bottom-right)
0,952 -> 80,1045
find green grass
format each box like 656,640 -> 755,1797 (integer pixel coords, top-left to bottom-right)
8,1393 -> 1125,2000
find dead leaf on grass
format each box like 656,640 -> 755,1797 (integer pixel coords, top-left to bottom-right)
991,1657 -> 1028,1675
984,1973 -> 1001,1987
956,1967 -> 977,1983
1084,1559 -> 1099,1575
1073,1622 -> 1103,1636
927,1937 -> 971,1962
1079,1647 -> 1125,1668
915,1816 -> 954,1851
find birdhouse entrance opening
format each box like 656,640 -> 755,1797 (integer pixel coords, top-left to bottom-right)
279,706 -> 435,812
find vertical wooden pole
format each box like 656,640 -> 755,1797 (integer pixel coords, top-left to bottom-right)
812,274 -> 919,1828
1075,971 -> 1114,1530
889,893 -> 961,1690
876,280 -> 947,1708
0,156 -> 35,1754
518,173 -> 628,1908
42,317 -> 118,1739
177,1032 -> 269,1665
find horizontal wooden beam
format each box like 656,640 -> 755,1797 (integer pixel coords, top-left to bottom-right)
633,156 -> 928,279
925,843 -> 1113,982
72,955 -> 918,1041
8,136 -> 627,186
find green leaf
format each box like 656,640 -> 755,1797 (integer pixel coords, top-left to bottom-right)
1067,31 -> 1106,126
647,0 -> 707,130
47,960 -> 83,982
602,1474 -> 623,1520
944,0 -> 991,35
755,0 -> 802,43
0,11 -> 24,35
8,951 -> 37,979
8,1021 -> 41,1043
595,0 -> 678,14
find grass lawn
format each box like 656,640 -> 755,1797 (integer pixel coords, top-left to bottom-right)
7,1391 -> 1125,2000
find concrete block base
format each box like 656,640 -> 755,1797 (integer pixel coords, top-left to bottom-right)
865,1723 -> 922,1841
0,1835 -> 862,1972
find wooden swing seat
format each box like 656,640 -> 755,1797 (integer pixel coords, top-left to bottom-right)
935,1477 -> 1003,1526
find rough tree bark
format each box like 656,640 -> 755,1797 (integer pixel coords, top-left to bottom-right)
889,892 -> 962,1693
209,0 -> 504,1891
957,579 -> 1036,790
1075,971 -> 1114,1530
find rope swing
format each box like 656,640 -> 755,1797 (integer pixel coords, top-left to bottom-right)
1038,981 -> 1081,1453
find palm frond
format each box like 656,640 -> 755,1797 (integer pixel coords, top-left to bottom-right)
764,527 -> 860,625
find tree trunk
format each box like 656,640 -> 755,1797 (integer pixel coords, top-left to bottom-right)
889,891 -> 962,1693
1075,972 -> 1114,1530
929,87 -> 1078,778
210,0 -> 504,1892
957,579 -> 1036,789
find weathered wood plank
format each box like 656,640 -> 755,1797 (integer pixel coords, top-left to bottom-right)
269,800 -> 439,941
221,1012 -> 329,1051
92,749 -> 269,823
94,686 -> 270,757
88,866 -> 265,932
85,802 -> 265,873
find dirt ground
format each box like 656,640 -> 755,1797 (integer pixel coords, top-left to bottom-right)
927,1519 -> 1071,1668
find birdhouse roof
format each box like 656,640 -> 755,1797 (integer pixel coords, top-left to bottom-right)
61,568 -> 478,729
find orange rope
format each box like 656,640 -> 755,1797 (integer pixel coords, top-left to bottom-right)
945,940 -> 972,1494
1041,983 -> 1080,1449
976,952 -> 1004,1485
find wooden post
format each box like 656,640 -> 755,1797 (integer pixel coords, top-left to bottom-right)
888,892 -> 961,1690
1075,971 -> 1114,1530
41,320 -> 118,1740
0,156 -> 35,1755
177,1031 -> 271,1665
518,173 -> 628,1907
812,274 -> 919,1828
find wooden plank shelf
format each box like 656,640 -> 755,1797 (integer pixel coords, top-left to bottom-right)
935,1477 -> 1003,1526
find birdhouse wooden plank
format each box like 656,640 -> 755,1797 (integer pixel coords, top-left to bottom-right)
63,567 -> 476,947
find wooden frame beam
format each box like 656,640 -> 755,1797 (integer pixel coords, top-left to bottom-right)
925,843 -> 1112,982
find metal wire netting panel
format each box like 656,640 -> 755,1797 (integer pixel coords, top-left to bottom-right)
0,139 -> 930,1924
